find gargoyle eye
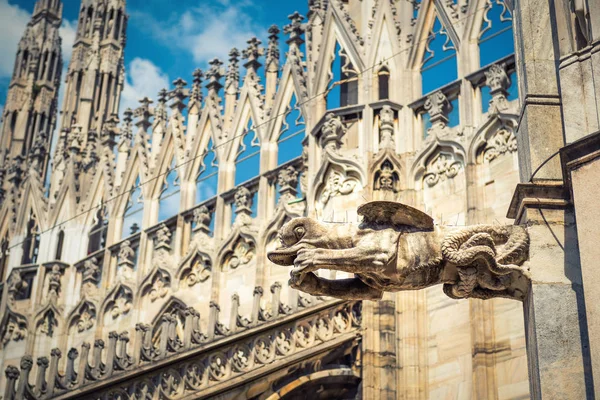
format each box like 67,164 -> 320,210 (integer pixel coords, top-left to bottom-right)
293,226 -> 306,240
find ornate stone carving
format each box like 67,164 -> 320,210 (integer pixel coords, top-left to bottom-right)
226,48 -> 241,90
7,270 -> 29,305
191,69 -> 204,105
277,166 -> 299,203
1,310 -> 27,345
224,238 -> 256,270
82,257 -> 101,285
266,25 -> 280,66
47,264 -> 62,300
284,12 -> 305,45
373,160 -> 399,193
109,286 -> 133,319
484,63 -> 511,113
423,153 -> 462,187
37,309 -> 58,337
118,240 -> 135,270
379,106 -> 395,150
424,90 -> 452,129
181,253 -> 211,287
206,58 -> 224,92
234,186 -> 253,213
484,129 -> 517,161
319,169 -> 359,207
242,37 -> 264,71
144,269 -> 171,302
268,201 -> 530,301
154,224 -> 172,251
75,302 -> 96,333
320,113 -> 345,152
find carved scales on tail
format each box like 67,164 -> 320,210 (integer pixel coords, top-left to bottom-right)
441,225 -> 530,300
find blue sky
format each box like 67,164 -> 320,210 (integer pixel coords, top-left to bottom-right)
0,0 -> 308,116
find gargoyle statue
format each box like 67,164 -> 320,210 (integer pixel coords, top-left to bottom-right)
268,201 -> 530,301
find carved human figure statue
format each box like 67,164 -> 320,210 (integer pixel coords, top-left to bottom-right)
268,202 -> 530,301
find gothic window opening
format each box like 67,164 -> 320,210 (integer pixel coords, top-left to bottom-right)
20,50 -> 29,78
378,67 -> 390,100
277,93 -> 305,165
122,177 -> 144,239
196,139 -> 219,204
158,159 -> 181,222
88,204 -> 109,254
420,18 -> 457,94
0,237 -> 9,281
55,230 -> 65,261
21,214 -> 40,265
478,0 -> 513,67
234,119 -> 261,186
327,42 -> 359,109
39,51 -> 48,81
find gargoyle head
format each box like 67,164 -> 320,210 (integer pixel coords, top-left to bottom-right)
268,218 -> 330,266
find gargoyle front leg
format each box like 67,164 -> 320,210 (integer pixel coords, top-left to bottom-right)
290,271 -> 383,301
293,246 -> 395,275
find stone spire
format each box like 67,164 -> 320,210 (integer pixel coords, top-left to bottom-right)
0,0 -> 63,182
242,37 -> 264,74
284,12 -> 306,46
59,0 -> 128,146
265,25 -> 280,109
225,49 -> 240,126
206,58 -> 224,94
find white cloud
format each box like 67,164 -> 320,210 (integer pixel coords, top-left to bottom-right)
132,2 -> 264,66
59,19 -> 77,65
120,58 -> 171,114
0,0 -> 32,78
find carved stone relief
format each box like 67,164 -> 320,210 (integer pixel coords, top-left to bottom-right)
144,269 -> 171,302
483,129 -> 517,161
37,309 -> 58,337
75,302 -> 96,333
7,270 -> 29,305
423,152 -> 462,187
107,286 -> 133,319
484,63 -> 511,113
320,113 -> 345,152
1,311 -> 27,345
379,106 -> 395,150
319,168 -> 360,209
224,238 -> 256,270
181,253 -> 212,287
373,160 -> 399,193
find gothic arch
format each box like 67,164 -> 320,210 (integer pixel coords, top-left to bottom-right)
66,298 -> 97,334
99,283 -> 134,328
313,5 -> 366,96
411,137 -> 466,188
468,112 -> 518,164
224,95 -> 264,165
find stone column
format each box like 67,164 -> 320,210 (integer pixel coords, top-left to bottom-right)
362,293 -> 397,399
512,0 -> 564,182
508,186 -> 593,398
561,133 -> 600,394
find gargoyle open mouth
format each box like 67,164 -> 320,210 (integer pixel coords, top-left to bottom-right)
267,243 -> 303,266
267,248 -> 298,267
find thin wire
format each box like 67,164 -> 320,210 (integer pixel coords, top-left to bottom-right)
7,1 -> 498,251
528,149 -> 561,182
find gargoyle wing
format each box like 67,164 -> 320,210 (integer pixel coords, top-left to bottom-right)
358,201 -> 434,230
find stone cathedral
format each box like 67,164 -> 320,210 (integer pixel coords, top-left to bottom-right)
1,0 -> 599,398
